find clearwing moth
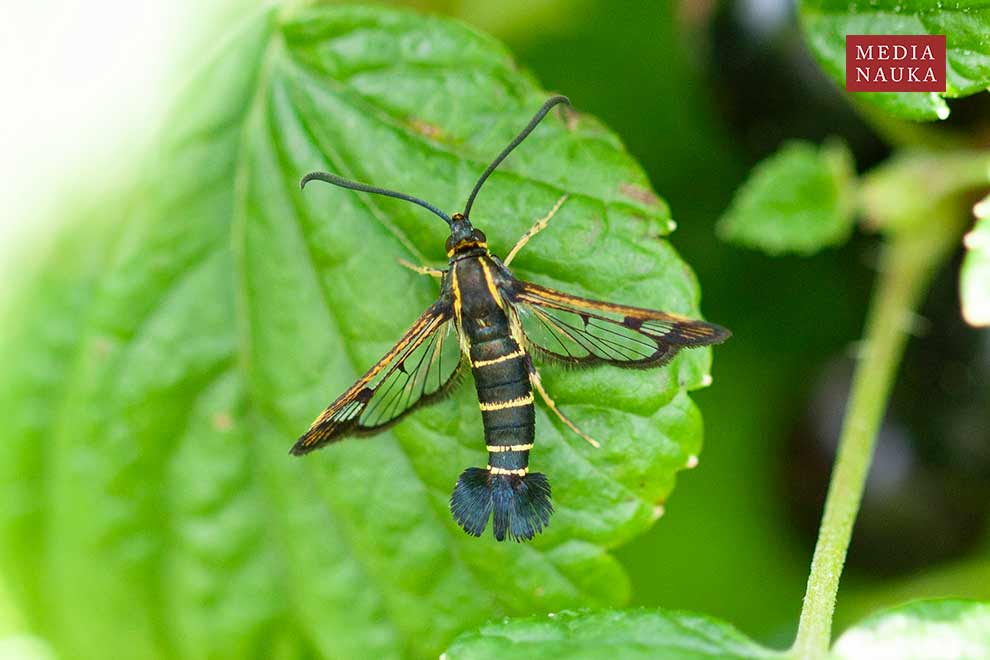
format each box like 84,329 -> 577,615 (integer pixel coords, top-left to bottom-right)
293,96 -> 730,542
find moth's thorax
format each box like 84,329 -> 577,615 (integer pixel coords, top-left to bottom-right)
451,256 -> 509,344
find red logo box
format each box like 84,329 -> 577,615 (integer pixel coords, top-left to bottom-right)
845,35 -> 946,92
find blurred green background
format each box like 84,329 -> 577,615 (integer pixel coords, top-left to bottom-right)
2,0 -> 989,655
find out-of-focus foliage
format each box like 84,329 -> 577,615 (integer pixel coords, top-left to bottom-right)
718,140 -> 857,255
832,599 -> 990,660
800,0 -> 990,120
859,150 -> 990,232
961,196 -> 990,326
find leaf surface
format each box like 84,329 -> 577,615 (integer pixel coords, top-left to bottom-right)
0,6 -> 715,658
443,608 -> 780,660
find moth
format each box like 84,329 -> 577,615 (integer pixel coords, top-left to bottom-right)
293,96 -> 729,542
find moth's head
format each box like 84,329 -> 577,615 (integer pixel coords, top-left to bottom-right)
446,213 -> 487,257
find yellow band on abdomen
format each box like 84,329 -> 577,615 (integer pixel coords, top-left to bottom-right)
487,465 -> 528,476
478,393 -> 534,411
472,349 -> 524,368
486,443 -> 534,452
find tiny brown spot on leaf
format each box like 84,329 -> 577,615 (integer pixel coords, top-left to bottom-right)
92,336 -> 113,360
619,183 -> 661,207
409,118 -> 443,140
212,412 -> 234,432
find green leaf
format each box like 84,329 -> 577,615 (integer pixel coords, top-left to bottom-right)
961,195 -> 990,326
0,5 -> 715,659
0,197 -> 122,631
718,140 -> 856,256
443,608 -> 780,659
832,599 -> 990,659
799,0 -> 990,121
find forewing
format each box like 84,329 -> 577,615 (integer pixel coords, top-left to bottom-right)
292,299 -> 463,454
507,280 -> 729,367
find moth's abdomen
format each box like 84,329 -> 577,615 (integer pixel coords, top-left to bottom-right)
449,335 -> 552,541
471,337 -> 534,473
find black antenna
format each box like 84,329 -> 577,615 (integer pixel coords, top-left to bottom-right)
462,95 -> 570,220
300,171 -> 453,227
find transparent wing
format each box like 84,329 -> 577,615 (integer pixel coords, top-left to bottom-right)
292,300 -> 463,454
507,279 -> 729,367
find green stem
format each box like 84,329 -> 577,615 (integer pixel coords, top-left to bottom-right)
790,212 -> 962,659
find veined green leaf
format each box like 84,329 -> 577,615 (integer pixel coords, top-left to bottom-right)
800,0 -> 990,121
0,5 -> 716,659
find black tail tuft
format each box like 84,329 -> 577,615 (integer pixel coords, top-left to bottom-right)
450,467 -> 493,537
505,472 -> 552,541
450,468 -> 553,542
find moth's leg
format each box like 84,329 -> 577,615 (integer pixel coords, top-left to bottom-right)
503,195 -> 568,267
526,355 -> 600,448
397,258 -> 446,278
